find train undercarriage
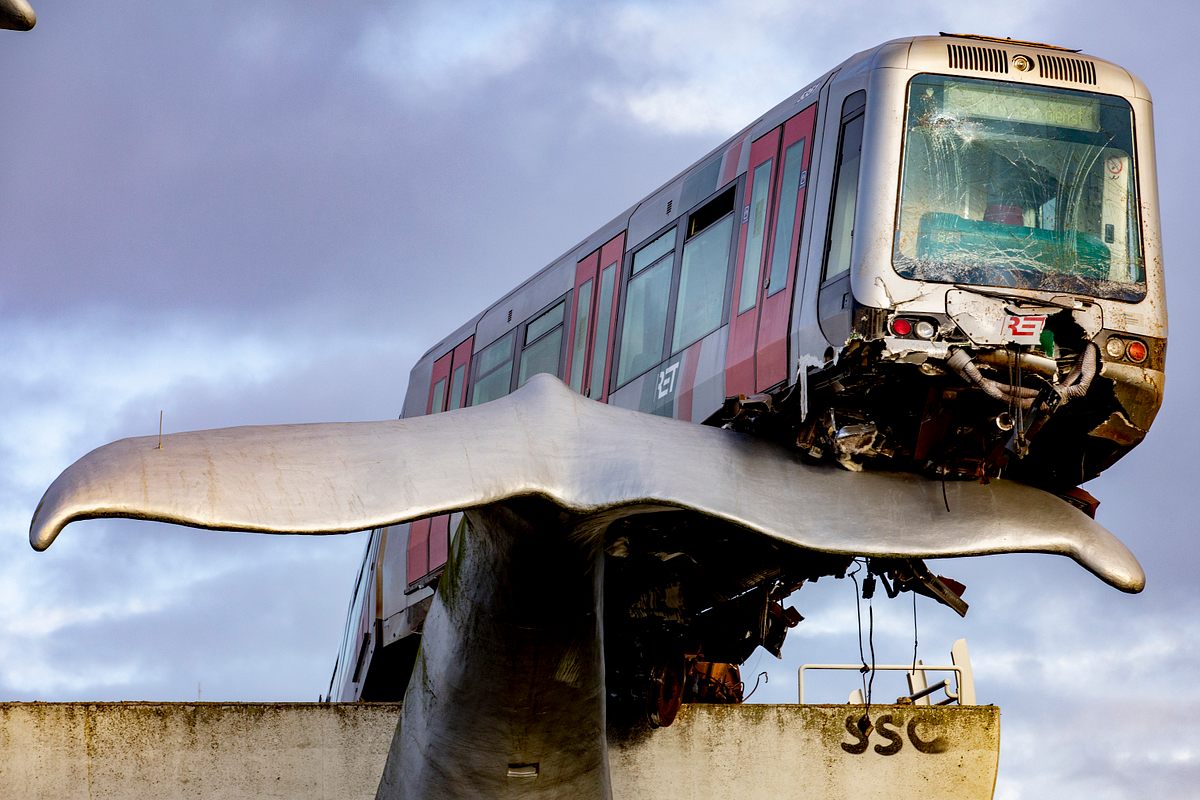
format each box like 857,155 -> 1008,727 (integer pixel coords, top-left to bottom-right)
602,512 -> 969,730
720,299 -> 1161,504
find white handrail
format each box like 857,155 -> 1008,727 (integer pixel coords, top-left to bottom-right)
797,639 -> 975,705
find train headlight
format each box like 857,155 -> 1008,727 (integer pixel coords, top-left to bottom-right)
1104,337 -> 1126,359
914,320 -> 936,340
1125,339 -> 1148,363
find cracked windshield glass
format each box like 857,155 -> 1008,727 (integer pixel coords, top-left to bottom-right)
894,74 -> 1145,301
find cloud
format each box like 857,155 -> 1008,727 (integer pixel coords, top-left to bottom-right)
353,1 -> 558,97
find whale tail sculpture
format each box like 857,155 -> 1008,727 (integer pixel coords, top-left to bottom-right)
30,375 -> 1142,798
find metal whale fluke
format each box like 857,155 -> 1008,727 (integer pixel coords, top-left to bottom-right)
0,0 -> 35,30
29,373 -> 1144,593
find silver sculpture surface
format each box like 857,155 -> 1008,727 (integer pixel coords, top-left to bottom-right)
30,375 -> 1142,592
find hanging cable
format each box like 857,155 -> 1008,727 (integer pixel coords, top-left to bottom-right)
907,587 -> 916,676
848,560 -> 869,706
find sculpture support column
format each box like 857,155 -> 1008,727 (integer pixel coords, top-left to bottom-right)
377,499 -> 610,799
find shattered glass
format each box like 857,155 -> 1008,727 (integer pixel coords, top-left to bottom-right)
894,75 -> 1145,302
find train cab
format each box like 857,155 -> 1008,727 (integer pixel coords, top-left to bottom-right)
792,35 -> 1165,491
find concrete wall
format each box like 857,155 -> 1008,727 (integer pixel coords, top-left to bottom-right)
0,702 -> 998,799
610,704 -> 1000,800
0,702 -> 402,800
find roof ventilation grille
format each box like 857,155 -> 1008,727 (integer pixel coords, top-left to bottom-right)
947,44 -> 1009,74
1037,54 -> 1097,85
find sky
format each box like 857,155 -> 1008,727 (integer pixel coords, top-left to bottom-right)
0,1 -> 1195,797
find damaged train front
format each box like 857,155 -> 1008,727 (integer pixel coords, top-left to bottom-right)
799,63 -> 1165,496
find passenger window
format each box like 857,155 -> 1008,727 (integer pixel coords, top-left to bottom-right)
448,364 -> 466,410
739,159 -> 773,313
824,92 -> 866,280
471,331 -> 516,405
766,138 -> 807,295
429,378 -> 447,415
588,263 -> 617,398
633,229 -> 676,274
518,301 -> 566,386
617,255 -> 673,385
569,278 -> 594,392
673,214 -> 735,351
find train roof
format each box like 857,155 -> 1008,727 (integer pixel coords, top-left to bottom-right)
408,33 -> 1151,378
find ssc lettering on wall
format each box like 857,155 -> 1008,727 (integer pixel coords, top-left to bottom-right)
840,713 -> 950,756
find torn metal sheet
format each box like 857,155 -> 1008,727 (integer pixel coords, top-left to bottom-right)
31,374 -> 1143,592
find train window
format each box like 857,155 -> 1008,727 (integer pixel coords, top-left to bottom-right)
738,159 -> 773,313
617,255 -> 673,385
766,138 -> 807,295
587,263 -> 618,398
471,331 -> 516,406
633,229 -> 677,275
429,378 -> 446,415
518,301 -> 566,386
893,74 -> 1144,301
448,364 -> 466,411
673,213 -> 735,351
824,92 -> 866,281
569,278 -> 594,392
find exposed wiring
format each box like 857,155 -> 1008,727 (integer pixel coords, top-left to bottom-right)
848,559 -> 876,715
743,671 -> 769,702
907,587 -> 916,676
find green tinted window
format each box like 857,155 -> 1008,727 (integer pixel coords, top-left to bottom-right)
632,229 -> 677,274
471,332 -> 515,406
766,139 -> 806,295
617,260 -> 672,385
588,263 -> 617,398
569,280 -> 593,392
448,364 -> 466,410
738,159 -> 773,313
673,214 -> 734,351
825,115 -> 863,280
519,326 -> 563,386
526,301 -> 565,344
429,378 -> 446,415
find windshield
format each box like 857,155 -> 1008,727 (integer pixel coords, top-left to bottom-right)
893,74 -> 1144,301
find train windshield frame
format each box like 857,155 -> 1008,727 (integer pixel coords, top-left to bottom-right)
893,73 -> 1145,302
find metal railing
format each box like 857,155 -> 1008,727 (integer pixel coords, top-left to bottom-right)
797,638 -> 975,705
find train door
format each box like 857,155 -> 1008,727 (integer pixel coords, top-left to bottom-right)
565,232 -> 625,402
756,105 -> 817,391
725,105 -> 818,395
407,336 -> 473,588
817,91 -> 866,344
726,129 -> 780,397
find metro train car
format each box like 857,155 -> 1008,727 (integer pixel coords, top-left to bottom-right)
330,33 -> 1165,709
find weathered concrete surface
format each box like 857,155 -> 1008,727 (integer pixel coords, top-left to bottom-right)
0,702 -> 403,800
0,702 -> 998,798
610,704 -> 1000,800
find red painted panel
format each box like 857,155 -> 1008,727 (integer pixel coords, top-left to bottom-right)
427,351 -> 453,415
594,232 -> 626,403
566,251 -> 600,393
406,518 -> 431,585
725,128 -> 781,399
757,104 -> 818,392
428,514 -> 451,571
